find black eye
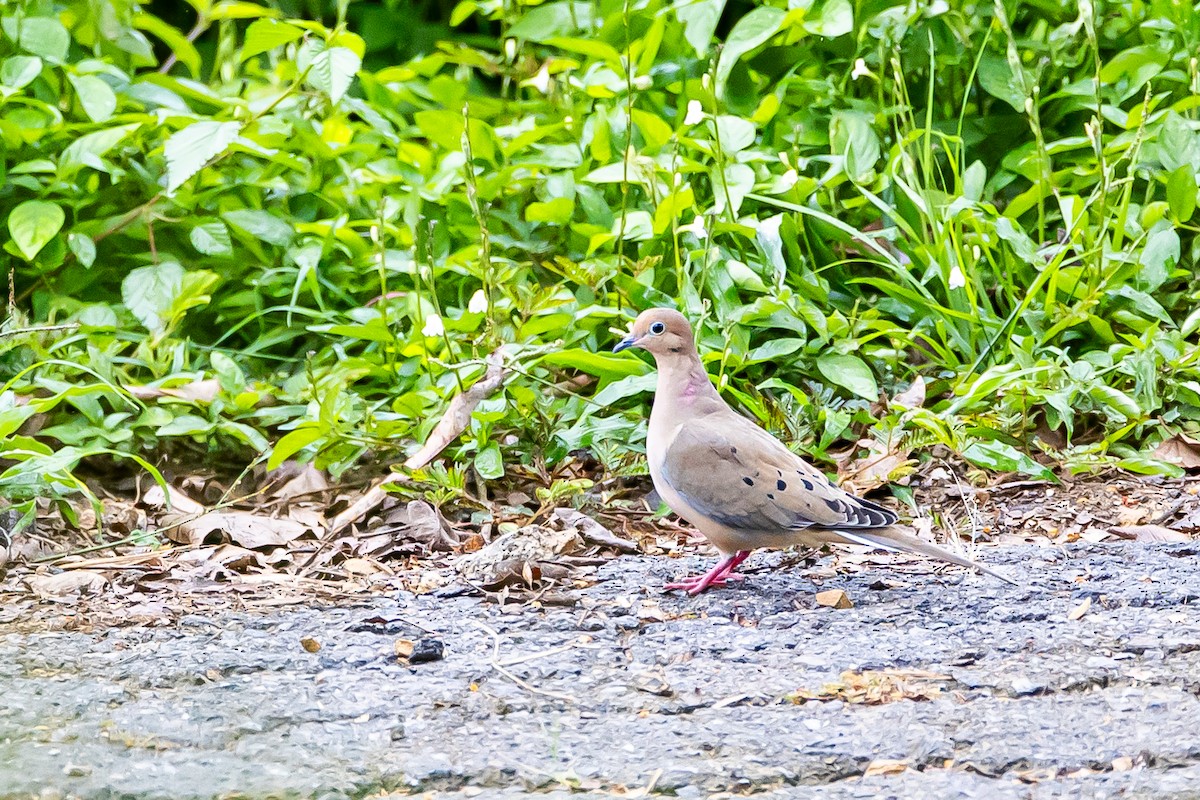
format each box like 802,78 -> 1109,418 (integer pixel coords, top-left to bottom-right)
650,321 -> 666,335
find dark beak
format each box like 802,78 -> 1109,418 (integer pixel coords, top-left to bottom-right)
613,334 -> 640,353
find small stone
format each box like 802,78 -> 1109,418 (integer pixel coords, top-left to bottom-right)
816,589 -> 853,609
300,637 -> 321,653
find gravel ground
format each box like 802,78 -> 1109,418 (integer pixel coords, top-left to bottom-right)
3,542 -> 1200,799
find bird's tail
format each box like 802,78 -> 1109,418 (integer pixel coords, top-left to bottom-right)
831,525 -> 1018,586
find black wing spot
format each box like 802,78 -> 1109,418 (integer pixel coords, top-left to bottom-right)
669,346 -> 683,353
767,493 -> 775,500
742,477 -> 754,486
777,480 -> 787,491
824,498 -> 842,513
730,446 -> 738,455
801,478 -> 813,490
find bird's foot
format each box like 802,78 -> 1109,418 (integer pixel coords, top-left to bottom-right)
664,571 -> 747,594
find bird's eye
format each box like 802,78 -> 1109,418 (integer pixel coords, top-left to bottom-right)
650,321 -> 666,335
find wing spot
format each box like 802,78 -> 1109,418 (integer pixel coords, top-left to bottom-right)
742,477 -> 754,486
824,498 -> 842,513
767,493 -> 775,500
776,480 -> 787,491
730,446 -> 738,455
669,346 -> 683,353
801,478 -> 813,490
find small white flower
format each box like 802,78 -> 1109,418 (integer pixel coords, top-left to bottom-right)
683,100 -> 705,127
948,265 -> 966,290
504,39 -> 517,61
525,64 -> 551,94
677,215 -> 707,239
851,58 -> 872,80
632,74 -> 652,91
468,289 -> 488,314
421,313 -> 445,337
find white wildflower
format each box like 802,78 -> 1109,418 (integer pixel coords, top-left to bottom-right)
421,313 -> 445,337
683,100 -> 705,127
677,215 -> 707,239
525,65 -> 552,94
851,59 -> 872,80
468,289 -> 488,314
948,265 -> 966,290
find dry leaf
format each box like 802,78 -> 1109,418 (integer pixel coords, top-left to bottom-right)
1110,524 -> 1191,543
405,347 -> 508,470
816,589 -> 853,609
863,759 -> 909,777
1068,597 -> 1091,621
787,669 -> 947,705
300,637 -> 321,653
143,485 -> 206,515
126,378 -> 221,404
26,571 -> 108,598
271,464 -> 330,500
891,376 -> 926,409
163,511 -> 311,548
1153,434 -> 1200,470
394,639 -> 414,659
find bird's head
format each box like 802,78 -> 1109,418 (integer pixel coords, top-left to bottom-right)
613,308 -> 696,359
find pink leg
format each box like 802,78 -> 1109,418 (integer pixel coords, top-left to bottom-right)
665,551 -> 752,595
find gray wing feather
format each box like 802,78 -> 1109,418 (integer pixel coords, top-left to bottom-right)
659,418 -> 898,533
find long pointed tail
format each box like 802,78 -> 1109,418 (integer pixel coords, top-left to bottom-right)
831,525 -> 1018,586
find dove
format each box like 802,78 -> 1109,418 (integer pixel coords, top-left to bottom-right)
613,308 -> 1015,595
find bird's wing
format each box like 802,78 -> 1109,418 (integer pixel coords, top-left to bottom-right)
658,413 -> 897,533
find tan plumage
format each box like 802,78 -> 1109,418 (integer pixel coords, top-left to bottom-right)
613,308 -> 1014,594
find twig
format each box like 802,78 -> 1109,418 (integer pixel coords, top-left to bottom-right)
471,621 -> 577,703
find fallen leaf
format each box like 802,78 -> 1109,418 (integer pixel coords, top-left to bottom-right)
26,571 -> 108,598
1153,434 -> 1200,470
405,347 -> 508,470
1111,756 -> 1134,772
126,378 -> 221,403
163,510 -> 311,548
394,639 -> 414,659
271,464 -> 330,500
816,589 -> 853,609
300,637 -> 321,653
1068,597 -> 1091,621
864,759 -> 909,777
1110,524 -> 1191,543
891,376 -> 926,409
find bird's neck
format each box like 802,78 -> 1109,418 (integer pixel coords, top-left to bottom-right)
654,354 -> 722,408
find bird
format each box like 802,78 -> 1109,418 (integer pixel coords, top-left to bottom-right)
612,307 -> 1015,595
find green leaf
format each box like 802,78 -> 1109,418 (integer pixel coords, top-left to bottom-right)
715,7 -> 786,97
209,1 -> 282,20
8,200 -> 65,261
122,261 -> 185,334
1,56 -> 42,89
59,124 -> 142,174
2,17 -> 70,62
68,233 -> 96,268
268,426 -> 323,470
962,440 -> 1056,480
1167,165 -> 1196,222
474,443 -> 505,480
676,0 -> 726,57
164,120 -> 241,192
830,110 -> 880,182
816,353 -> 878,400
805,0 -> 853,37
543,349 -> 650,380
297,40 -> 361,104
507,2 -> 591,40
241,19 -> 304,61
714,115 -> 756,154
525,197 -> 574,224
1138,226 -> 1179,291
134,13 -> 202,77
156,414 -> 216,437
210,352 -> 246,393
222,209 -> 293,246
68,74 -> 117,122
190,222 -> 233,256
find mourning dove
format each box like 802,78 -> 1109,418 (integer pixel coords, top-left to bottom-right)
613,308 -> 1015,595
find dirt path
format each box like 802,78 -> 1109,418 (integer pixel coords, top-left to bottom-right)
2,542 -> 1200,798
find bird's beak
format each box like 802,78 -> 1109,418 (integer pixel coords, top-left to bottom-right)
613,333 -> 640,353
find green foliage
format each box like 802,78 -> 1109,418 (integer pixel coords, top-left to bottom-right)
1,0 -> 1199,519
